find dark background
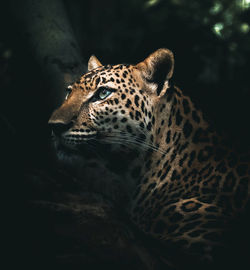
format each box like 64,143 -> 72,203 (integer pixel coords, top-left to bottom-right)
1,0 -> 250,269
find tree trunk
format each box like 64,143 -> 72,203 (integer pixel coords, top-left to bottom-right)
10,0 -> 87,108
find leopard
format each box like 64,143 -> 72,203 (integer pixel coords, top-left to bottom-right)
48,48 -> 250,268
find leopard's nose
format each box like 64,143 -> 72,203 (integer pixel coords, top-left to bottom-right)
48,120 -> 73,136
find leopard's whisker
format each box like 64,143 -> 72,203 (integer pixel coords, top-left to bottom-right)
102,132 -> 166,155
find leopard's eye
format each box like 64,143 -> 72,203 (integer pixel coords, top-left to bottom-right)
98,88 -> 112,100
65,86 -> 72,100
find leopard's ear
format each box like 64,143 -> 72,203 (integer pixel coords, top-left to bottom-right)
88,55 -> 102,71
136,48 -> 174,96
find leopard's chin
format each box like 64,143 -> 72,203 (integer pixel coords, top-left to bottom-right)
51,136 -> 86,164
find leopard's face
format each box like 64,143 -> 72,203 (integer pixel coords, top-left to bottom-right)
49,49 -> 174,153
49,65 -> 150,149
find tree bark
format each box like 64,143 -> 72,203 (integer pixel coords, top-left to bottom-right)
10,0 -> 87,108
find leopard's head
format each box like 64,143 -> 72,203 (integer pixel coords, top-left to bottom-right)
48,48 -> 174,152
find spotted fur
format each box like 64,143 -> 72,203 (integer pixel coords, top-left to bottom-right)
49,49 -> 250,266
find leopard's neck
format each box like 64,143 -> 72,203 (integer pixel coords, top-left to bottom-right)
139,86 -> 216,173
130,86 -> 222,203
152,87 -> 216,162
